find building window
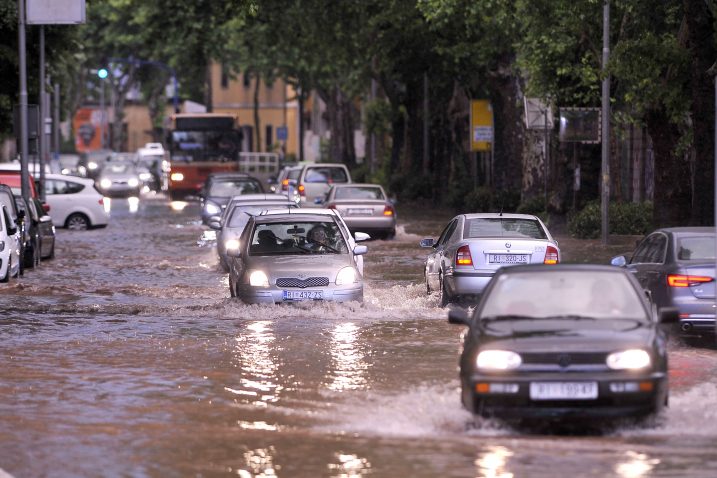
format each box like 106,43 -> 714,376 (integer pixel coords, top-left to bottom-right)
220,64 -> 229,89
265,125 -> 273,152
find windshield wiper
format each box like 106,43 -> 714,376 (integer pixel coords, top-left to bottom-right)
483,314 -> 536,321
543,314 -> 598,320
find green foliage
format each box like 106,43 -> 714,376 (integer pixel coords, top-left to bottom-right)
516,196 -> 546,215
389,172 -> 434,201
568,201 -> 653,239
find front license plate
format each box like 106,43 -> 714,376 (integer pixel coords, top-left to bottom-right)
282,290 -> 324,301
530,382 -> 598,400
488,254 -> 528,264
347,208 -> 374,216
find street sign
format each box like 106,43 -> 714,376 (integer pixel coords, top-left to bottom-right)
26,0 -> 86,24
524,98 -> 554,130
277,126 -> 288,141
470,100 -> 493,152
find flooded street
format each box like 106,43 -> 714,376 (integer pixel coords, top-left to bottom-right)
1,196 -> 717,477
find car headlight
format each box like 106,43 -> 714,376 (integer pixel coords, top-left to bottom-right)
606,349 -> 651,370
139,172 -> 152,181
88,161 -> 98,170
204,202 -> 221,215
335,266 -> 357,285
249,270 -> 269,287
170,172 -> 184,182
225,238 -> 240,251
128,178 -> 139,187
100,179 -> 112,189
476,350 -> 522,370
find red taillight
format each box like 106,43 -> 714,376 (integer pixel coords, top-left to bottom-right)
544,245 -> 559,264
327,203 -> 337,209
98,199 -> 104,205
456,245 -> 473,266
383,205 -> 394,216
281,179 -> 289,190
298,184 -> 305,196
42,203 -> 50,212
667,274 -> 713,287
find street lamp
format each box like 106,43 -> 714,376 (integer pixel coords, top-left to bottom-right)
97,68 -> 108,149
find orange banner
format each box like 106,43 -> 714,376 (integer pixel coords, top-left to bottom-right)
73,107 -> 106,152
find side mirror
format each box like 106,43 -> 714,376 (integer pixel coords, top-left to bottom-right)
447,306 -> 470,325
354,232 -> 371,242
353,244 -> 368,255
420,238 -> 435,248
610,255 -> 627,267
208,220 -> 222,230
658,306 -> 679,324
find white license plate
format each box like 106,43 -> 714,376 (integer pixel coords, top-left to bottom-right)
488,254 -> 528,264
282,290 -> 324,301
347,208 -> 374,216
529,382 -> 598,400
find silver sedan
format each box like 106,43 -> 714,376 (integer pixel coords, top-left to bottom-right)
227,210 -> 367,304
322,183 -> 396,239
421,212 -> 560,306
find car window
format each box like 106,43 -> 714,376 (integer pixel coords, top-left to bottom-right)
209,179 -> 262,196
249,220 -> 348,255
464,218 -> 547,240
437,219 -> 458,246
676,236 -> 715,260
334,186 -> 384,200
645,234 -> 667,263
304,167 -> 349,184
630,236 -> 653,263
287,168 -> 301,180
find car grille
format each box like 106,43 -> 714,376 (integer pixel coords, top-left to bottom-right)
276,277 -> 330,288
519,352 -> 610,372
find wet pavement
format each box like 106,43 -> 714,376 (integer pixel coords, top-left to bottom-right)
1,194 -> 716,477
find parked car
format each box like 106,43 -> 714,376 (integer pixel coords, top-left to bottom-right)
13,195 -> 41,268
226,209 -> 368,303
296,163 -> 351,207
96,161 -> 142,198
208,194 -> 298,271
611,227 -> 716,337
57,154 -> 87,177
448,264 -> 678,423
0,185 -> 21,282
199,172 -> 264,224
0,170 -> 40,198
32,197 -> 55,260
43,174 -> 109,230
420,213 -> 560,306
321,183 -> 396,239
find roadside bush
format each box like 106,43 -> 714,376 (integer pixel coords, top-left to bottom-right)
389,172 -> 433,201
568,201 -> 653,239
517,196 -> 546,215
464,187 -> 493,212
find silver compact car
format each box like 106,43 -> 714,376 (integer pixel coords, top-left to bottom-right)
227,209 -> 368,304
421,213 -> 560,306
96,162 -> 142,198
611,227 -> 716,337
322,183 -> 396,239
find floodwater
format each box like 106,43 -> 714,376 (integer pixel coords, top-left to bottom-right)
1,195 -> 716,477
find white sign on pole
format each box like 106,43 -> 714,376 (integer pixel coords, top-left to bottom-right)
524,97 -> 554,130
473,126 -> 493,142
26,0 -> 86,25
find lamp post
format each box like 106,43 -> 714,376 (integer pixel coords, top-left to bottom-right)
601,0 -> 611,244
97,68 -> 108,148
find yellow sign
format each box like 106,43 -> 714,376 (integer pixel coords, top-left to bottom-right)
470,100 -> 493,152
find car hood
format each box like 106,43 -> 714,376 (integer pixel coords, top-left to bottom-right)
478,317 -> 654,352
100,172 -> 138,181
244,253 -> 354,278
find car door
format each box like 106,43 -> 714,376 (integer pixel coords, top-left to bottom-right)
628,233 -> 667,302
426,218 -> 459,290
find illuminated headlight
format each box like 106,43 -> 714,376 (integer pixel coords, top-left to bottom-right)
476,350 -> 522,370
100,178 -> 112,189
139,172 -> 152,181
225,238 -> 240,251
606,349 -> 651,370
249,270 -> 269,287
170,172 -> 184,182
204,202 -> 221,215
128,178 -> 139,188
61,168 -> 70,175
88,161 -> 98,170
335,267 -> 357,285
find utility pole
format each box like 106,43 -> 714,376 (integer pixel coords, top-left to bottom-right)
18,0 -> 30,203
39,25 -> 46,199
601,0 -> 611,244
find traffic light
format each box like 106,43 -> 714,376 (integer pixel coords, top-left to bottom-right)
97,68 -> 108,79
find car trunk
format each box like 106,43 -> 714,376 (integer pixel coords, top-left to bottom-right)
464,239 -> 547,271
333,200 -> 386,218
675,262 -> 716,299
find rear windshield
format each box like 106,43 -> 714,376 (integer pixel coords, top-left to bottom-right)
304,167 -> 349,184
334,186 -> 384,200
287,169 -> 301,180
464,218 -> 547,239
227,203 -> 294,227
676,236 -> 715,260
209,179 -> 262,197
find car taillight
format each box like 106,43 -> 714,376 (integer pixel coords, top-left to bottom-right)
327,203 -> 337,209
298,184 -> 305,196
281,179 -> 289,190
383,205 -> 394,216
667,274 -> 714,287
544,245 -> 559,264
456,245 -> 473,266
98,199 -> 104,205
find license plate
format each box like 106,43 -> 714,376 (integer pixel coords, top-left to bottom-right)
347,208 -> 373,216
488,254 -> 528,264
282,290 -> 324,301
529,382 -> 598,400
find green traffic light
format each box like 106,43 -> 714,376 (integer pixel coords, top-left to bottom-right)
97,68 -> 108,79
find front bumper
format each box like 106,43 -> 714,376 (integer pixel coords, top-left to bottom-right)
99,186 -> 141,198
237,285 -> 364,304
466,371 -> 667,420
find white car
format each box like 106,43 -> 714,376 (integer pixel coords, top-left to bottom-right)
43,174 -> 109,230
0,188 -> 21,282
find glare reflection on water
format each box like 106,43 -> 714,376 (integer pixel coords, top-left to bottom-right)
229,321 -> 281,406
327,453 -> 371,477
614,451 -> 659,478
326,323 -> 369,392
475,446 -> 514,478
237,447 -> 278,477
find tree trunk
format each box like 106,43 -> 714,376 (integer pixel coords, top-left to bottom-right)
683,0 -> 715,225
326,85 -> 357,167
254,74 -> 261,152
204,62 -> 213,113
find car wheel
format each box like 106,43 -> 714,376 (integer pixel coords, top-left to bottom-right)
24,240 -> 39,269
439,274 -> 451,307
219,256 -> 229,273
0,258 -> 10,283
66,213 -> 91,231
425,272 -> 431,295
229,276 -> 236,298
386,228 -> 396,240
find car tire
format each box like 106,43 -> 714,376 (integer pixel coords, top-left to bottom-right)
66,213 -> 91,231
24,240 -> 39,269
229,277 -> 236,298
219,256 -> 229,273
425,272 -> 431,295
0,258 -> 10,283
386,228 -> 396,240
439,274 -> 451,307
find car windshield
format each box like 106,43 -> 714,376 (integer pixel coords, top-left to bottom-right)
227,203 -> 293,228
676,236 -> 715,260
106,163 -> 134,174
480,271 -> 647,320
209,179 -> 262,197
335,186 -> 384,200
464,218 -> 547,239
249,220 -> 348,255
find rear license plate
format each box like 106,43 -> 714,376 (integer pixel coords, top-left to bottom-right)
488,254 -> 528,264
347,208 -> 373,216
529,382 -> 598,400
282,290 -> 324,301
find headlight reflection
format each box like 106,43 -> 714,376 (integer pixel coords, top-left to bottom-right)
615,451 -> 659,478
327,453 -> 371,477
475,446 -> 514,478
227,321 -> 281,406
236,447 -> 277,477
326,322 -> 369,391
